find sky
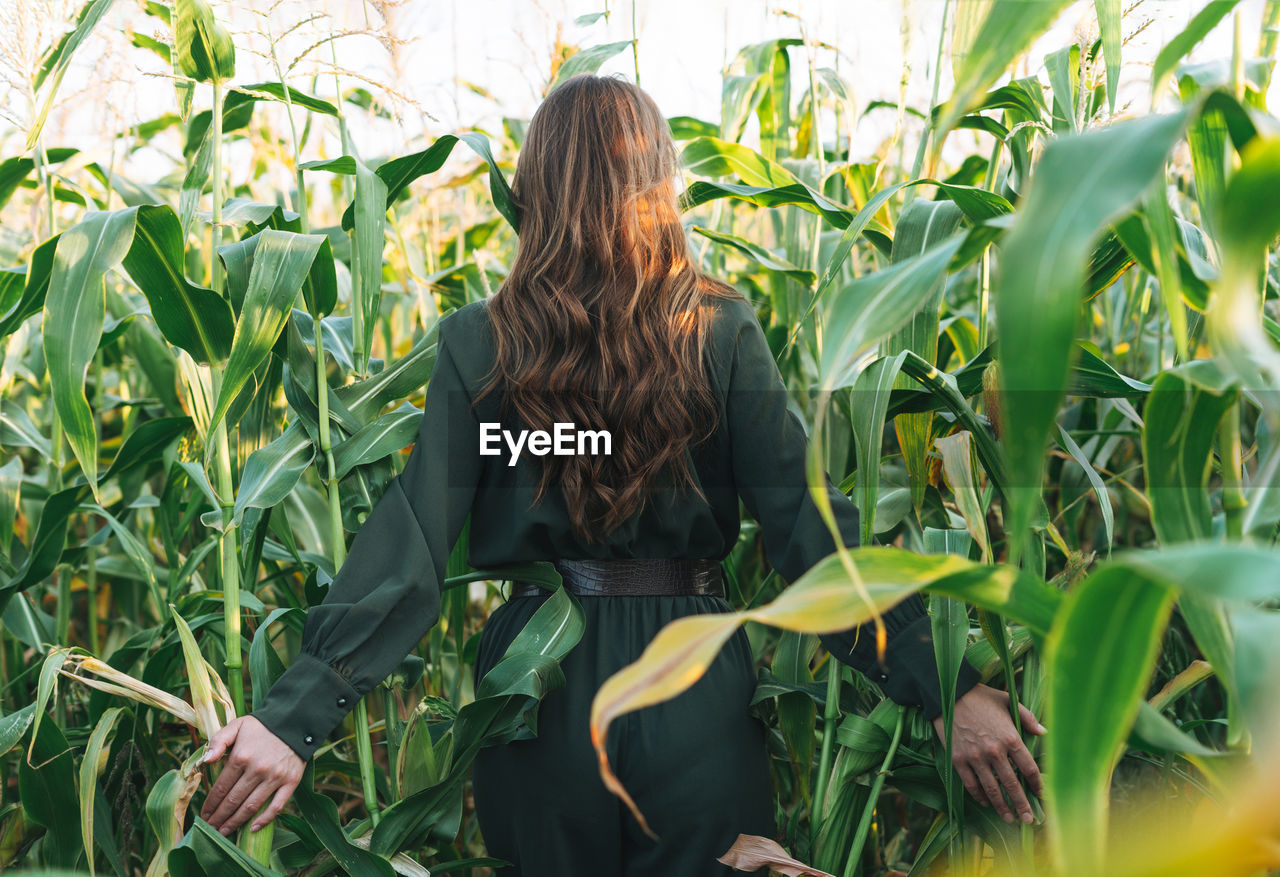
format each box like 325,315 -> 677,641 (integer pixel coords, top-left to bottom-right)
2,0 -> 1276,189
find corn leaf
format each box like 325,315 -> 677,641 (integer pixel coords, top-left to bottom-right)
337,132 -> 516,233
820,232 -> 966,391
121,205 -> 235,364
207,230 -> 327,435
173,0 -> 235,83
43,208 -> 139,499
589,547 -> 1059,835
888,198 -> 965,510
1094,0 -> 1121,113
79,706 -> 126,877
995,109 -> 1190,555
27,0 -> 119,150
1043,565 -> 1176,873
552,40 -> 633,87
939,0 -> 1074,137
1153,1 -> 1244,100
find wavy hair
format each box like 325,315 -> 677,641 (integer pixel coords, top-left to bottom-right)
474,73 -> 739,543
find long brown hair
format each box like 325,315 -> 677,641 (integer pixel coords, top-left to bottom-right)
475,73 -> 739,543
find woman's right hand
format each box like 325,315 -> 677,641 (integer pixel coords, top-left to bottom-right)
199,716 -> 306,836
932,683 -> 1046,824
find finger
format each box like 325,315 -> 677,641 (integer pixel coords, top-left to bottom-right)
202,720 -> 240,764
219,776 -> 278,837
200,755 -> 245,823
1018,703 -> 1047,735
1009,738 -> 1045,799
252,781 -> 296,832
204,764 -> 254,830
990,751 -> 1034,824
955,762 -> 989,809
974,760 -> 1013,822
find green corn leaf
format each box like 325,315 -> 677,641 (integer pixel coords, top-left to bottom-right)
19,717 -> 83,868
1056,424 -> 1114,555
682,136 -> 805,185
736,39 -> 799,162
939,0 -> 1074,137
1042,564 -> 1174,874
184,82 -> 338,160
691,225 -> 816,287
369,580 -> 583,855
336,132 -> 517,233
851,352 -> 908,545
1141,360 -> 1243,745
934,431 -> 990,562
333,318 -> 444,421
820,232 -> 966,391
1094,0 -> 1122,113
888,198 -> 965,510
0,268 -> 22,325
144,756 -> 205,877
207,230 -> 326,436
1208,135 -> 1280,396
330,401 -> 421,481
720,74 -> 767,143
950,0 -> 995,85
27,0 -> 119,150
121,205 -> 234,364
1,390 -> 52,460
772,631 -> 817,802
1153,0 -> 1244,100
178,121 -> 214,240
1046,44 -> 1082,134
43,208 -> 139,499
1142,360 -> 1238,545
1070,344 -> 1151,395
282,314 -> 361,437
0,457 -> 20,555
173,0 -> 235,83
0,703 -> 36,758
171,816 -> 279,875
0,418 -> 190,604
995,109 -> 1190,555
78,503 -> 162,612
682,179 -> 887,247
0,235 -> 58,343
929,586 -> 971,841
232,421 -> 316,526
291,782 -> 397,877
353,157 -> 388,369
552,40 -> 634,87
0,149 -> 78,210
78,706 -> 126,877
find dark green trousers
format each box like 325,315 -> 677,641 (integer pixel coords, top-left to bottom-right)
471,592 -> 775,876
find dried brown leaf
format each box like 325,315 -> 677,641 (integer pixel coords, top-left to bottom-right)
715,833 -> 836,877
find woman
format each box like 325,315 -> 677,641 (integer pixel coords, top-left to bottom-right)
200,73 -> 1045,875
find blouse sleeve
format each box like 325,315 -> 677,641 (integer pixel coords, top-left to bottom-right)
247,319 -> 482,761
723,301 -> 980,720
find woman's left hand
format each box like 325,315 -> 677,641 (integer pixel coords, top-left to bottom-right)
932,683 -> 1046,824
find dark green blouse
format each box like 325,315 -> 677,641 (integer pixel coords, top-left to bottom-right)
249,294 -> 980,762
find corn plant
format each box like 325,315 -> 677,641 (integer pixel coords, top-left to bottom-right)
0,1 -> 1278,876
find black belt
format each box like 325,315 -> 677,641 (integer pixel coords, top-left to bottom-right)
510,558 -> 725,598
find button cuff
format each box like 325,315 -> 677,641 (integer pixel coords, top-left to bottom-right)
246,651 -> 363,762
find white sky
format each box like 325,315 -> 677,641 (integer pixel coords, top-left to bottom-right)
4,0 -> 1276,187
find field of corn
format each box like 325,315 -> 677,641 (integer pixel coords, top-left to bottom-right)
1,0 -> 1279,875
